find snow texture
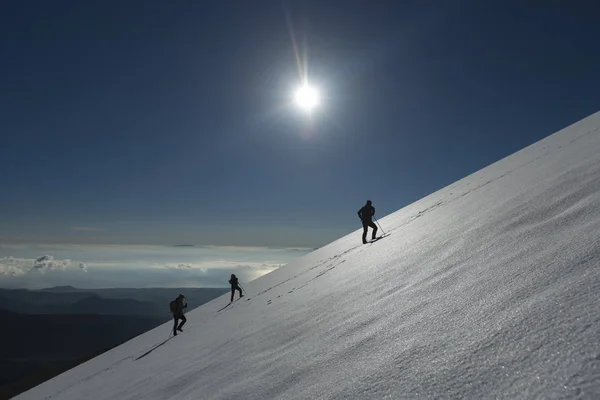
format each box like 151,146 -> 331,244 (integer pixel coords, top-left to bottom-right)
15,111 -> 600,399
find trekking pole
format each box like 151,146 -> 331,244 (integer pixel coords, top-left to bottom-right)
374,216 -> 386,236
238,284 -> 247,296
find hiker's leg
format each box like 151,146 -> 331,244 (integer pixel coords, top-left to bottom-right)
173,315 -> 179,334
370,221 -> 378,239
178,314 -> 187,330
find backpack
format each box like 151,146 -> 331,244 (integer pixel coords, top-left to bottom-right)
169,300 -> 177,313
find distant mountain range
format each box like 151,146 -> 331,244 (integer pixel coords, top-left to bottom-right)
0,286 -> 228,398
0,287 -> 228,317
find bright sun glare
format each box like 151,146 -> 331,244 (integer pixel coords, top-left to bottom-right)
294,84 -> 320,112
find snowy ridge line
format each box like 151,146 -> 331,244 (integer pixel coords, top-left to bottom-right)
382,111 -> 600,226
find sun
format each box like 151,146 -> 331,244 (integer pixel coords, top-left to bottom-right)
294,84 -> 320,112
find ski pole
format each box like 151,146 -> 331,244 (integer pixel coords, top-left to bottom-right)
238,284 -> 247,296
374,216 -> 386,236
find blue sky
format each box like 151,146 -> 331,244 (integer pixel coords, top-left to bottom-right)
1,1 -> 599,250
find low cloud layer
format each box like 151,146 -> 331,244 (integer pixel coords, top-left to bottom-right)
33,255 -> 71,271
0,244 -> 311,289
1,255 -> 80,276
0,257 -> 26,276
169,263 -> 193,269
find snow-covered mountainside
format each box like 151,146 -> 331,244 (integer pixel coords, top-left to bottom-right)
16,111 -> 600,399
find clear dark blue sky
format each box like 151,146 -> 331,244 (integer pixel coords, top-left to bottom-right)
1,1 -> 599,247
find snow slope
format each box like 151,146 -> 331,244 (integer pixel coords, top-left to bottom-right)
15,111 -> 600,399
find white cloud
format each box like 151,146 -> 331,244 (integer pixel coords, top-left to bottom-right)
78,262 -> 88,272
164,260 -> 282,274
32,255 -> 71,272
192,260 -> 284,271
0,256 -> 30,276
0,263 -> 26,276
166,263 -> 208,273
233,263 -> 282,272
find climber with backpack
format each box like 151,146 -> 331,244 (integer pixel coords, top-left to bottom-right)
357,200 -> 378,244
229,274 -> 244,303
169,294 -> 187,336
